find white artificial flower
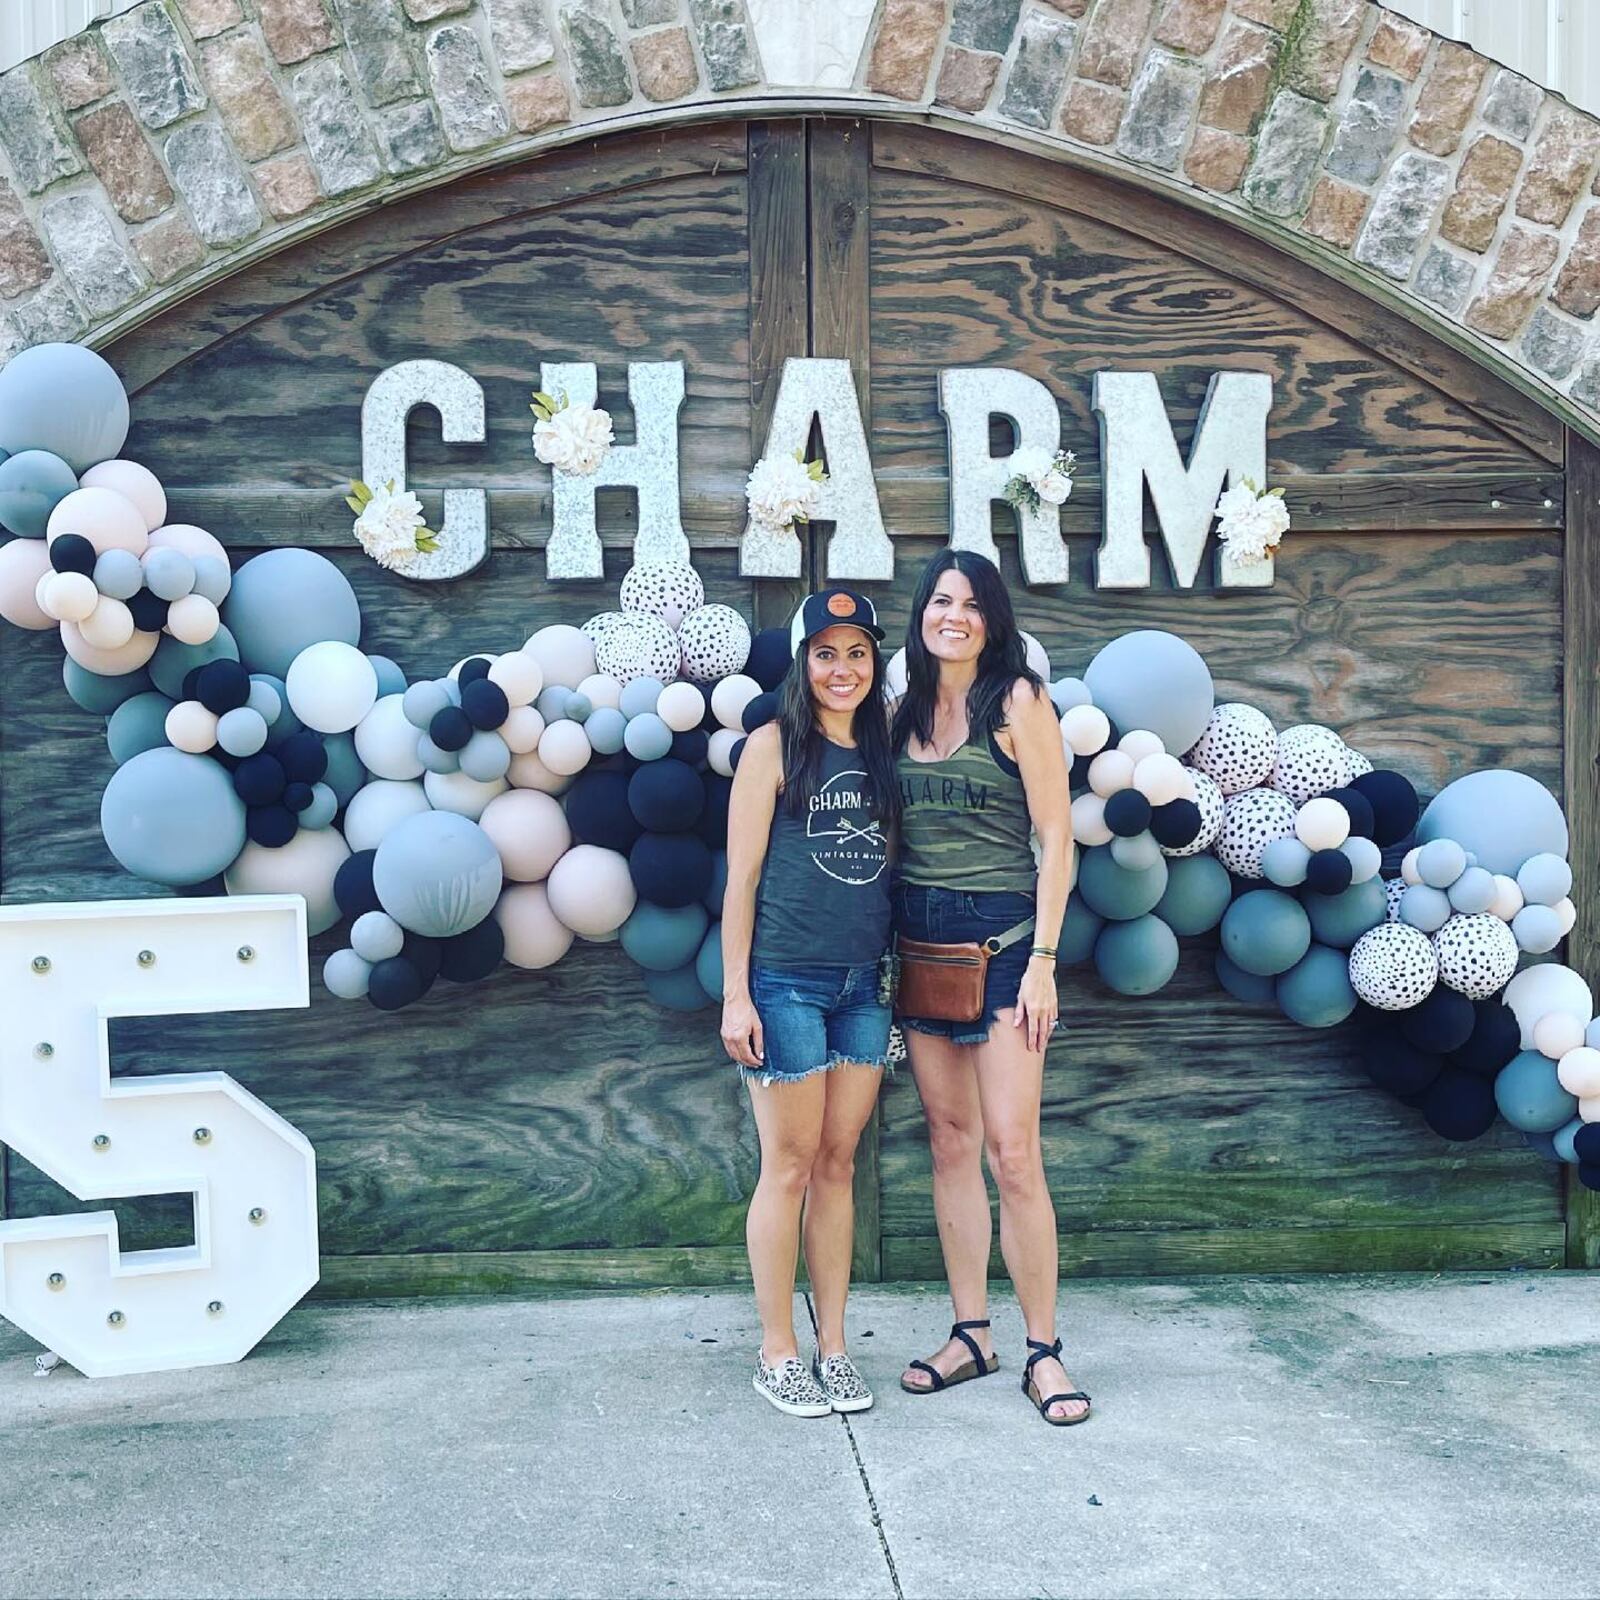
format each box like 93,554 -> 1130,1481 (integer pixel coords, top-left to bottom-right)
1007,446 -> 1075,508
533,402 -> 614,476
1215,479 -> 1291,565
746,452 -> 822,531
354,483 -> 429,572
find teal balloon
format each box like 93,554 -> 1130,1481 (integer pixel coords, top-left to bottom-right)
1494,1049 -> 1578,1133
0,345 -> 129,473
301,782 -> 338,830
1215,950 -> 1276,1005
621,900 -> 709,972
586,706 -> 626,754
150,624 -> 238,699
1275,943 -> 1357,1028
0,449 -> 77,536
253,674 -> 301,742
1109,831 -> 1161,871
1416,769 -> 1568,877
1076,843 -> 1168,921
703,849 -> 727,916
1262,836 -> 1311,888
1446,865 -> 1496,914
371,810 -> 503,938
368,655 -> 407,697
100,747 -> 246,886
624,712 -> 673,762
106,691 -> 175,764
695,922 -> 723,1000
1552,1117 -> 1586,1165
1058,895 -> 1104,966
64,655 -> 149,714
1399,883 -> 1451,933
1303,876 -> 1387,950
1220,889 -> 1310,977
321,731 -> 367,807
564,692 -> 593,725
1083,630 -> 1214,755
1154,852 -> 1231,936
1094,914 -> 1179,996
222,549 -> 361,677
645,961 -> 715,1012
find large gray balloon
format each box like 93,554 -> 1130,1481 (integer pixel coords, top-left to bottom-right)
0,345 -> 129,474
100,746 -> 246,886
0,449 -> 78,536
64,655 -> 150,715
222,548 -> 362,677
1083,630 -> 1214,755
106,691 -> 175,764
372,809 -> 504,938
1416,769 -> 1569,878
150,624 -> 239,699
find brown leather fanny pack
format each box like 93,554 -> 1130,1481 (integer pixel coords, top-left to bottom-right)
894,919 -> 1035,1023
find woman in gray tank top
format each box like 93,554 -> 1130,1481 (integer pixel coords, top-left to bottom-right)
721,588 -> 898,1419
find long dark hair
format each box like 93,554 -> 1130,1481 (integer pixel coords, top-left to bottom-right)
778,628 -> 899,824
891,549 -> 1041,752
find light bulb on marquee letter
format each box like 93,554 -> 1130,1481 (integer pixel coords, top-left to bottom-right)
362,360 -> 489,581
0,898 -> 317,1378
1093,370 -> 1273,590
939,368 -> 1069,586
541,361 -> 690,580
740,358 -> 893,582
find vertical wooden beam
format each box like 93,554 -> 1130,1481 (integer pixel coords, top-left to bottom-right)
1564,428 -> 1600,1267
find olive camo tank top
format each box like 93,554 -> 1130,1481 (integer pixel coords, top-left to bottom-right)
896,731 -> 1036,893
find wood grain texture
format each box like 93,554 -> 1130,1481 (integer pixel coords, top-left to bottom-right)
313,1245 -> 752,1297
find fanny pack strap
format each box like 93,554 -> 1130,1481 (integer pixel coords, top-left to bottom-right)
980,917 -> 1035,956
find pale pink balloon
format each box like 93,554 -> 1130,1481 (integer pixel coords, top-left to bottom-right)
79,461 -> 167,533
479,789 -> 572,883
500,704 -> 545,755
0,537 -> 54,630
165,593 -> 220,645
148,522 -> 228,566
165,700 -> 219,754
60,620 -> 159,675
46,487 -> 148,557
79,594 -> 135,649
42,570 -> 98,623
507,748 -> 573,796
495,883 -> 575,969
546,844 -> 635,938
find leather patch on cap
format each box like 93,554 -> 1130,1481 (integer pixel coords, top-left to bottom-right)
826,592 -> 856,617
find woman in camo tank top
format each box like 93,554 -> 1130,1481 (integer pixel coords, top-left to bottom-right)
891,551 -> 1091,1427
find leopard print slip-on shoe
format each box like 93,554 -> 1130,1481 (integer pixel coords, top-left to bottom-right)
813,1350 -> 873,1413
752,1351 -> 832,1418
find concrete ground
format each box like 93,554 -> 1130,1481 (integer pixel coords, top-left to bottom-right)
1,1274 -> 1597,1600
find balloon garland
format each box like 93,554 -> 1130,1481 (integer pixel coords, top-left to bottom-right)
2,344 -> 1598,1189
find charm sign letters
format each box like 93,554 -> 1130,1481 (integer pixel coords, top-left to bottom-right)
364,357 -> 1275,589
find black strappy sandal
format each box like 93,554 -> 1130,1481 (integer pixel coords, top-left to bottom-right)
900,1318 -> 999,1395
1022,1336 -> 1092,1426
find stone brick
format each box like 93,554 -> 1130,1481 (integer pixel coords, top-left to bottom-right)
1573,346 -> 1600,409
867,0 -> 944,101
103,1 -> 208,128
559,0 -> 633,107
1197,22 -> 1278,136
1325,67 -> 1405,188
1516,108 -> 1600,228
1153,0 -> 1223,55
330,0 -> 424,105
426,25 -> 509,149
14,279 -> 87,344
401,0 -> 472,20
949,0 -> 1023,55
620,0 -> 677,23
1000,11 -> 1077,131
1481,70 -> 1542,143
256,0 -> 340,65
255,151 -> 321,217
198,32 -> 297,161
1521,305 -> 1584,380
632,27 -> 698,103
1076,0 -> 1155,89
40,195 -> 145,316
1352,150 -> 1449,280
505,72 -> 571,133
1229,0 -> 1295,28
1060,79 -> 1122,145
1183,126 -> 1248,192
1408,40 -> 1487,158
1304,174 -> 1368,247
0,315 -> 22,364
164,119 -> 263,244
0,65 -> 84,192
686,0 -> 759,92
374,98 -> 446,170
1414,245 -> 1476,316
1465,226 -> 1561,340
43,35 -> 113,111
290,55 -> 382,193
1116,47 -> 1201,171
0,177 -> 52,299
1283,0 -> 1362,102
1241,90 -> 1327,218
174,0 -> 244,35
1364,14 -> 1427,81
73,101 -> 174,223
935,47 -> 1002,114
1439,135 -> 1522,254
132,213 -> 206,282
1039,0 -> 1088,13
486,0 -> 556,74
1553,206 -> 1600,318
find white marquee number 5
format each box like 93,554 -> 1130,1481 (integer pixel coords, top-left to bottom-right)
0,898 -> 318,1378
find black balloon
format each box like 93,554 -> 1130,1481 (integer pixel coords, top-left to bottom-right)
1400,985 -> 1475,1055
1321,785 -> 1376,840
566,769 -> 642,853
745,627 -> 793,692
460,678 -> 509,731
1447,999 -> 1522,1078
729,736 -> 748,773
334,849 -> 382,920
1421,1068 -> 1498,1142
1573,1123 -> 1600,1165
1149,798 -> 1202,848
1363,1029 -> 1443,1096
48,533 -> 96,576
1349,769 -> 1419,848
277,730 -> 328,784
698,775 -> 732,848
629,759 -> 706,832
234,752 -> 286,806
1305,848 -> 1353,896
670,728 -> 709,767
403,932 -> 443,989
195,659 -> 250,715
429,706 -> 473,753
368,955 -> 424,1011
741,690 -> 781,734
246,804 -> 297,847
1068,753 -> 1093,792
1579,1163 -> 1600,1193
630,831 -> 714,908
128,589 -> 169,633
457,656 -> 493,685
1103,789 -> 1153,838
440,917 -> 505,982
283,781 -> 315,813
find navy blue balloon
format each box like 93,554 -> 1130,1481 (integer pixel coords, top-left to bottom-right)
1304,848 -> 1353,896
1400,986 -> 1475,1055
1422,1068 -> 1498,1141
568,770 -> 642,853
1363,1030 -> 1442,1096
403,932 -> 443,989
283,781 -> 315,813
1103,789 -> 1152,838
277,731 -> 328,785
368,955 -> 425,1011
1149,798 -> 1202,849
150,625 -> 238,700
741,690 -> 780,733
128,589 -> 170,633
671,728 -> 709,766
729,736 -> 748,772
1321,786 -> 1375,840
334,849 -> 382,920
1447,1000 -> 1522,1079
457,657 -> 493,686
440,917 -> 504,982
430,706 -> 472,752
195,659 -> 251,715
48,532 -> 95,576
629,760 -> 705,833
745,628 -> 792,692
460,678 -> 509,731
247,804 -> 297,847
1349,769 -> 1419,848
630,831 -> 714,909
1578,1164 -> 1600,1193
0,449 -> 77,536
234,752 -> 286,806
1573,1124 -> 1600,1165
0,344 -> 129,472
698,775 -> 732,847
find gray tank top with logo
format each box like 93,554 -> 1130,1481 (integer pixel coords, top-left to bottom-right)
752,738 -> 891,969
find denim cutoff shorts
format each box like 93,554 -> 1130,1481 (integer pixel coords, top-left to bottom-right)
746,961 -> 892,1087
893,884 -> 1037,1046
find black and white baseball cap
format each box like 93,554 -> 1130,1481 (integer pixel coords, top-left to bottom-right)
789,588 -> 886,656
